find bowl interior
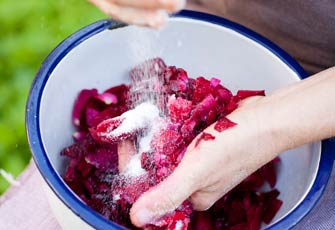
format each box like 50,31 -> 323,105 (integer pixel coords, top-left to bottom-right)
38,18 -> 320,227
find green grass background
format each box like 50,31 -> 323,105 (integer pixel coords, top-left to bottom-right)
0,0 -> 104,194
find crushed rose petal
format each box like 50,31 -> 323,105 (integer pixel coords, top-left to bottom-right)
61,58 -> 281,230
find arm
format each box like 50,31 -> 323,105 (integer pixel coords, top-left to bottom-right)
130,67 -> 335,227
262,67 -> 335,149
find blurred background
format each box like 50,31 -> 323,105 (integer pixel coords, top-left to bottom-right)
0,0 -> 104,194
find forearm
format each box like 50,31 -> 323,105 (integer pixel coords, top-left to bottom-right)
264,67 -> 335,152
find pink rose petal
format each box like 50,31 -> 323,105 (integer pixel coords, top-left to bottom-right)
210,77 -> 221,88
72,89 -> 98,127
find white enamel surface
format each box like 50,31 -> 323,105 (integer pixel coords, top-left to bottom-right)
39,17 -> 320,228
44,183 -> 93,230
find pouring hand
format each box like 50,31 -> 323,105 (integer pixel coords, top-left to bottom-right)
89,0 -> 186,28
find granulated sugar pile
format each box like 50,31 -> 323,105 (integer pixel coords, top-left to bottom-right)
119,102 -> 161,178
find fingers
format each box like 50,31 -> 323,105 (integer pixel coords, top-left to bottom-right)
89,0 -> 186,28
110,0 -> 185,12
129,128 -> 220,227
118,140 -> 136,172
130,165 -> 198,227
90,0 -> 168,28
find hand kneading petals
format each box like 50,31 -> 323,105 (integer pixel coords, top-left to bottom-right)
130,95 -> 281,228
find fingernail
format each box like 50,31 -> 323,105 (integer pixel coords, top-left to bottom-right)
134,208 -> 152,226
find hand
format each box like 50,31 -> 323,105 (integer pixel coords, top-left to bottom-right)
89,0 -> 186,28
129,96 -> 280,227
129,67 -> 335,227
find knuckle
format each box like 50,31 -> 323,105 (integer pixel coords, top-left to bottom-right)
193,200 -> 212,211
163,194 -> 179,211
190,193 -> 216,211
150,193 -> 180,216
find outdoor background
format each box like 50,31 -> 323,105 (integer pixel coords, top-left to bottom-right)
0,0 -> 104,194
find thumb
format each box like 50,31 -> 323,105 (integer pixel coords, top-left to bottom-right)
130,161 -> 198,227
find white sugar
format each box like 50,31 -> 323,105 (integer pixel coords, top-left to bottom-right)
138,118 -> 165,154
118,103 -> 165,178
111,102 -> 159,137
113,194 -> 121,202
154,62 -> 160,72
138,130 -> 154,154
123,153 -> 146,177
175,221 -> 183,230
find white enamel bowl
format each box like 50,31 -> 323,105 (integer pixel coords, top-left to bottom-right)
26,10 -> 334,230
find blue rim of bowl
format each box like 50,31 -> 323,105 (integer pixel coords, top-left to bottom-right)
26,10 -> 334,230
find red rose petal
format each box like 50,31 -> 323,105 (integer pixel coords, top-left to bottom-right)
225,96 -> 239,114
240,171 -> 266,191
164,66 -> 188,83
85,145 -> 118,171
168,95 -> 192,123
152,128 -> 183,155
192,77 -> 212,104
72,89 -> 98,127
262,189 -> 283,224
120,175 -> 152,204
89,117 -> 138,144
227,223 -> 249,230
166,211 -> 190,230
236,90 -> 265,100
215,85 -> 233,105
192,211 -> 213,230
226,199 -> 247,225
261,160 -> 278,188
90,106 -> 125,127
263,198 -> 283,224
247,206 -> 262,230
190,94 -> 216,122
195,132 -> 216,148
206,109 -> 218,125
210,77 -> 221,88
72,131 -> 87,142
85,106 -> 100,128
130,57 -> 167,83
214,117 -> 237,132
180,119 -> 197,140
104,84 -> 129,104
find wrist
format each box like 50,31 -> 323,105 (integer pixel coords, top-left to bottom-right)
224,96 -> 284,165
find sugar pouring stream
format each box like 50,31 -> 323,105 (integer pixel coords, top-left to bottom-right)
117,26 -> 167,176
127,27 -> 166,111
